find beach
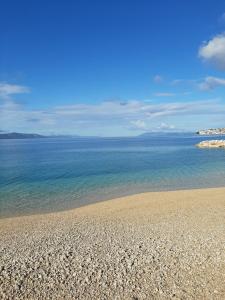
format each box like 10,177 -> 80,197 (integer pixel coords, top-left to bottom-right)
1,187 -> 225,299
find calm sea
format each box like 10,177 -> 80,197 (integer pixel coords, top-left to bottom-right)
1,133 -> 225,218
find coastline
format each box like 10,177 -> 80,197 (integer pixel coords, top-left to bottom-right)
1,187 -> 225,299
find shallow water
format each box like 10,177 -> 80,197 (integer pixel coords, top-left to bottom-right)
1,134 -> 225,217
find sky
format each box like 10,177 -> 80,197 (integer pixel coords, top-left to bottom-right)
1,0 -> 225,136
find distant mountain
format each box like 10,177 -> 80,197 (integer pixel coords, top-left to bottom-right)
0,132 -> 46,139
0,132 -> 100,139
0,131 -> 198,140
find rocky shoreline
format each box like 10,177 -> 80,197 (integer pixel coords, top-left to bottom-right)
196,140 -> 225,148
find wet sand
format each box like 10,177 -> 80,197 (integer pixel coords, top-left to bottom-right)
1,187 -> 225,299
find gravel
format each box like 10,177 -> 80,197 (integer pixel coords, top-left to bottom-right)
0,188 -> 225,299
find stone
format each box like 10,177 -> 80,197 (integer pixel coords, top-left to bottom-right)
196,140 -> 225,148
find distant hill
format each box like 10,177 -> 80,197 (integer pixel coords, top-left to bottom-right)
0,132 -> 99,139
0,132 -> 46,139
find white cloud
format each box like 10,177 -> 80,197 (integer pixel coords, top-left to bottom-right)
0,82 -> 29,99
153,75 -> 163,83
1,97 -> 225,135
154,92 -> 175,97
199,76 -> 225,91
1,82 -> 225,135
171,79 -> 197,86
157,122 -> 175,130
199,33 -> 225,70
130,120 -> 147,130
172,76 -> 225,92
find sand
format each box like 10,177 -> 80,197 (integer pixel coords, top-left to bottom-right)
0,187 -> 225,299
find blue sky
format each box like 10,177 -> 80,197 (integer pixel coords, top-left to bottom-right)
1,0 -> 225,136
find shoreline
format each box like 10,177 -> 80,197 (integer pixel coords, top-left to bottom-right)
1,187 -> 225,299
1,186 -> 225,224
2,184 -> 225,220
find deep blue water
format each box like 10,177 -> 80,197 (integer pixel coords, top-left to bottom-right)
1,134 -> 225,218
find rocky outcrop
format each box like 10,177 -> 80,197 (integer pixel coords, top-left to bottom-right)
196,140 -> 225,148
197,128 -> 225,135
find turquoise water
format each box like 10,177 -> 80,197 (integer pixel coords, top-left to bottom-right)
1,134 -> 225,218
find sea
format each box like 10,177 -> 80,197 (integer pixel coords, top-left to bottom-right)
1,133 -> 225,218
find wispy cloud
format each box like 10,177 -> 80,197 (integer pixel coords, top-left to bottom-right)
130,120 -> 175,132
0,82 -> 29,99
171,79 -> 197,86
153,75 -> 163,84
199,33 -> 225,70
130,120 -> 148,130
157,122 -> 175,130
171,76 -> 225,92
154,92 -> 175,97
1,81 -> 225,135
199,76 -> 225,91
1,95 -> 225,135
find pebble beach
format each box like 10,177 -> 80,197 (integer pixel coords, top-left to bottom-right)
1,188 -> 225,299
